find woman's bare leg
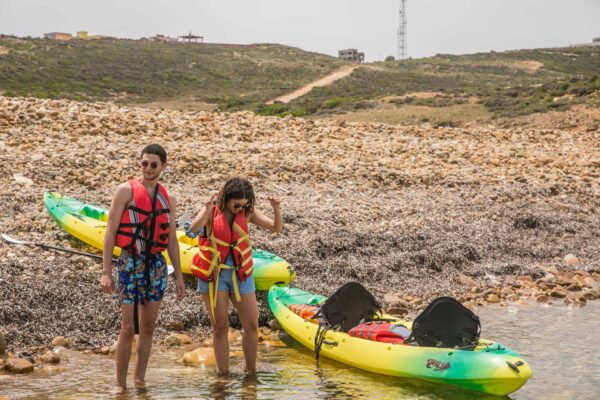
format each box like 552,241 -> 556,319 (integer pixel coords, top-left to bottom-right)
231,292 -> 259,373
203,292 -> 231,373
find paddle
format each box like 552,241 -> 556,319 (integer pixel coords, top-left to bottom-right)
2,233 -> 112,262
1,233 -> 174,274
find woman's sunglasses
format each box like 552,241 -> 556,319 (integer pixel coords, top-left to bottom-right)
140,161 -> 159,169
233,203 -> 252,210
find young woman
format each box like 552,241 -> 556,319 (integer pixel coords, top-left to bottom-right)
187,178 -> 282,374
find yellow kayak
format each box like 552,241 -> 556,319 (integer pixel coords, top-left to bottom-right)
269,286 -> 532,396
44,191 -> 295,290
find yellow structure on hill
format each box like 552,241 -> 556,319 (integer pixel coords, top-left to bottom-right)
44,31 -> 111,41
44,32 -> 72,41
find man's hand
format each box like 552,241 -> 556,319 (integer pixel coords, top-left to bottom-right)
100,272 -> 115,294
175,275 -> 185,301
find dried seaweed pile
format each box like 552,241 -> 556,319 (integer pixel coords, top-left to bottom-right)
1,97 -> 598,351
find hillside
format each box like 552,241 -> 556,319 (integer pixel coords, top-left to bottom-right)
283,47 -> 600,124
1,36 -> 599,123
0,36 -> 347,110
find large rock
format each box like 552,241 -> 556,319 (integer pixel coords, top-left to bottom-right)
549,287 -> 568,298
563,254 -> 581,265
51,336 -> 71,348
39,350 -> 61,364
182,347 -> 216,366
4,358 -> 34,373
109,335 -> 138,355
487,294 -> 500,303
165,333 -> 192,346
13,173 -> 34,186
582,289 -> 599,300
517,275 -> 534,283
459,273 -> 479,288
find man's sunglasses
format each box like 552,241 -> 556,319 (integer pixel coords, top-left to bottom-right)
233,203 -> 252,210
140,161 -> 160,169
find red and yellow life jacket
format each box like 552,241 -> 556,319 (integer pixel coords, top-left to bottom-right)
348,321 -> 411,344
190,206 -> 253,310
115,179 -> 171,256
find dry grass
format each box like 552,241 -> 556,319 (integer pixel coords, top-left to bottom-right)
328,103 -> 492,125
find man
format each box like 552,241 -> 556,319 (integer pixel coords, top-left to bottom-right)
100,143 -> 185,392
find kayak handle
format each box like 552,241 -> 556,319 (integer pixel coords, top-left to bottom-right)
506,361 -> 524,373
322,339 -> 338,347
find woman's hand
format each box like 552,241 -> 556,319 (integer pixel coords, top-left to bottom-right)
204,194 -> 216,209
268,195 -> 281,210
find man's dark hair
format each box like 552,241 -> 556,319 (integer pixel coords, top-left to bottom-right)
141,144 -> 167,164
217,178 -> 255,216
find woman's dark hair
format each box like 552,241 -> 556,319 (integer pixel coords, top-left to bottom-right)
141,144 -> 167,164
217,178 -> 255,215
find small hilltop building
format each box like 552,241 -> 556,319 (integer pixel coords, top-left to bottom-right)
338,49 -> 365,63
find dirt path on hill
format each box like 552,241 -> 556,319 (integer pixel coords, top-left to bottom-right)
267,65 -> 358,104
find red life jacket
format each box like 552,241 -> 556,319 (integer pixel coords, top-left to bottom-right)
348,321 -> 411,344
115,179 -> 171,256
191,206 -> 254,283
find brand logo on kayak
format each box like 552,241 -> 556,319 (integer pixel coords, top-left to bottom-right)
426,359 -> 451,371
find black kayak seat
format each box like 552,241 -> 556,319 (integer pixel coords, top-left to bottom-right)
406,296 -> 481,348
318,282 -> 382,332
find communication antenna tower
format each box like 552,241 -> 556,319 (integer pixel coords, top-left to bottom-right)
397,0 -> 407,59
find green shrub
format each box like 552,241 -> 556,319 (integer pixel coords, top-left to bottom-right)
256,103 -> 290,116
321,97 -> 352,109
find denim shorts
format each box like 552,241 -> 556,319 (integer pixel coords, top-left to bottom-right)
196,268 -> 255,295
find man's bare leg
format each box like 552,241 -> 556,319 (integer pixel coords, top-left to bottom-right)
231,292 -> 259,373
133,300 -> 161,386
116,303 -> 135,391
203,292 -> 232,374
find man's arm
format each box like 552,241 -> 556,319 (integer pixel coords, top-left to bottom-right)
100,183 -> 131,293
166,196 -> 185,301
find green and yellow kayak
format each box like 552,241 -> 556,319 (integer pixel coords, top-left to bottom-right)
44,191 -> 295,290
268,285 -> 532,396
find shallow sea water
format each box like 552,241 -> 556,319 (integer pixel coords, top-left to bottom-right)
1,301 -> 598,400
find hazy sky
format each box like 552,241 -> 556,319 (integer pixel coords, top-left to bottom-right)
2,0 -> 599,61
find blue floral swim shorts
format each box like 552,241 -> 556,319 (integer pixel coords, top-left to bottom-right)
117,252 -> 168,304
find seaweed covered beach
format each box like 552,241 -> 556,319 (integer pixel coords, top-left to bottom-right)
1,97 -> 599,353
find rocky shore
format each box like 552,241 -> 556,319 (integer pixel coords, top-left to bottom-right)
1,96 -> 599,366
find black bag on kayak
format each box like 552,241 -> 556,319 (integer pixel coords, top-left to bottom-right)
406,296 -> 481,348
318,282 -> 382,332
